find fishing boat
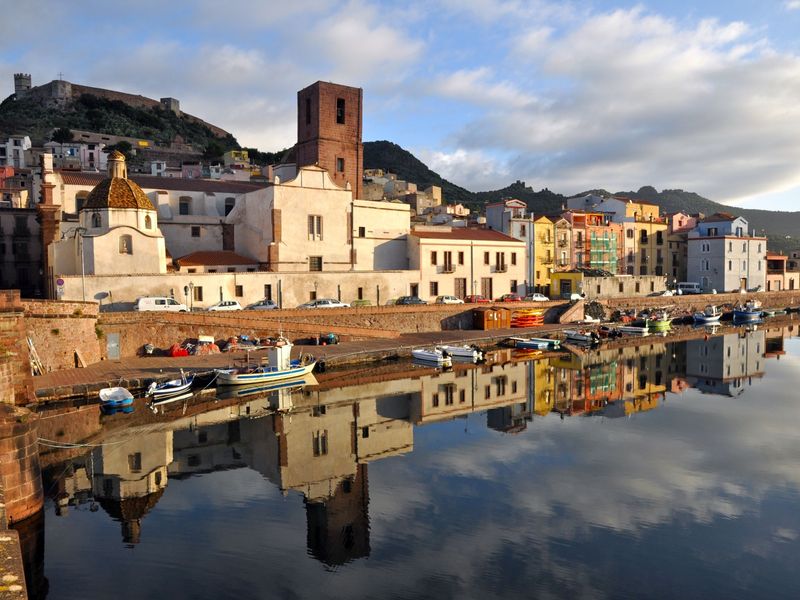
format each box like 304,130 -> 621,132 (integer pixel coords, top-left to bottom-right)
216,343 -> 316,385
693,305 -> 723,324
146,370 -> 194,401
526,337 -> 561,348
437,344 -> 484,362
99,386 -> 134,408
761,308 -> 787,317
215,374 -> 317,401
733,300 -> 762,322
647,311 -> 672,332
503,337 -> 551,350
617,325 -> 650,336
411,347 -> 453,367
563,329 -> 600,344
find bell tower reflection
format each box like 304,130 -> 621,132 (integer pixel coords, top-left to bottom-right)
305,464 -> 370,566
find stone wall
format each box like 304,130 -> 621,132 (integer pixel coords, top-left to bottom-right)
22,299 -> 101,373
601,290 -> 800,313
0,405 -> 43,524
0,291 -> 33,405
35,405 -> 102,469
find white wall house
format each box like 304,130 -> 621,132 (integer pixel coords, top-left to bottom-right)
485,199 -> 536,292
686,214 -> 766,292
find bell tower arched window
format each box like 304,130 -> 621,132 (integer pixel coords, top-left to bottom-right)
91,212 -> 101,228
144,215 -> 152,229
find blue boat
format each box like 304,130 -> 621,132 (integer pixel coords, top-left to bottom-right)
733,300 -> 762,322
99,386 -> 134,408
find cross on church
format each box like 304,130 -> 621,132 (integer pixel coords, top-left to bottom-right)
57,72 -> 63,81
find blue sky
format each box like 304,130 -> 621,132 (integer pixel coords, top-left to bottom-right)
3,1 -> 800,210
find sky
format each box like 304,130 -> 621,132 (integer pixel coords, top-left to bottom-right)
2,1 -> 800,210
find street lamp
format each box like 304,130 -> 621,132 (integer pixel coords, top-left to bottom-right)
188,281 -> 194,311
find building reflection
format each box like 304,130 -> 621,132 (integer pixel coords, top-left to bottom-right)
35,325 -> 796,578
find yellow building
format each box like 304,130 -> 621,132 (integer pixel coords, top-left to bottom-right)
621,200 -> 668,276
532,215 -> 571,296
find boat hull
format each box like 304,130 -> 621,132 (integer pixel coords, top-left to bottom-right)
147,376 -> 194,400
693,314 -> 721,324
733,311 -> 761,321
216,361 -> 316,385
437,345 -> 481,362
411,349 -> 453,366
99,386 -> 134,408
618,326 -> 650,336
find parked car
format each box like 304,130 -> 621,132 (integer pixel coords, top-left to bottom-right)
435,295 -> 464,305
524,293 -> 550,302
676,282 -> 702,295
134,296 -> 188,312
247,298 -> 278,310
464,294 -> 491,303
396,296 -> 427,305
297,298 -> 350,309
496,293 -> 523,302
207,300 -> 243,311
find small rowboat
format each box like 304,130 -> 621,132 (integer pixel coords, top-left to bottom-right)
564,329 -> 600,344
694,305 -> 722,324
99,386 -> 134,408
647,312 -> 672,332
437,344 -> 484,362
411,347 -> 453,367
617,325 -> 650,336
146,370 -> 194,401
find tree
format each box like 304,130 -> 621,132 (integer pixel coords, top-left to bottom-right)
51,127 -> 74,144
203,140 -> 225,160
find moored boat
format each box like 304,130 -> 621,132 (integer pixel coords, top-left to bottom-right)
564,329 -> 600,344
216,342 -> 316,385
693,305 -> 722,324
99,386 -> 134,408
733,300 -> 762,321
617,325 -> 650,336
647,311 -> 672,332
437,344 -> 484,362
510,337 -> 552,350
526,337 -> 561,348
411,347 -> 453,367
146,370 -> 194,402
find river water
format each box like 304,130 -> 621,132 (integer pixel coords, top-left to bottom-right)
17,324 -> 800,599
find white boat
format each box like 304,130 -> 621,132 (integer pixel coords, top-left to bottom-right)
99,386 -> 134,408
617,325 -> 650,336
216,343 -> 316,385
437,344 -> 484,362
563,329 -> 600,344
693,305 -> 722,324
146,369 -> 194,402
411,347 -> 453,367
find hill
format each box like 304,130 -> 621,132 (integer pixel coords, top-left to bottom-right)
364,141 -> 799,253
0,90 -> 239,153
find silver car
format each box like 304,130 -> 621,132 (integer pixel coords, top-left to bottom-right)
297,298 -> 350,309
247,299 -> 279,310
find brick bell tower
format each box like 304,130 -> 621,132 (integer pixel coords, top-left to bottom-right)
296,81 -> 363,199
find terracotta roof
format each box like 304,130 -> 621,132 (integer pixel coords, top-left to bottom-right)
176,250 -> 258,266
58,170 -> 269,194
700,212 -> 738,222
84,177 -> 155,210
410,228 -> 521,242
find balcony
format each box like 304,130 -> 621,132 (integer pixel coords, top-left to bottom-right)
494,264 -> 508,273
540,256 -> 554,265
441,265 -> 455,274
557,239 -> 568,247
556,259 -> 570,267
575,239 -> 584,248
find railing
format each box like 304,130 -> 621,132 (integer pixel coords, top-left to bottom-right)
575,239 -> 584,248
495,264 -> 508,273
556,259 -> 570,267
557,239 -> 568,247
441,265 -> 455,273
539,256 -> 554,265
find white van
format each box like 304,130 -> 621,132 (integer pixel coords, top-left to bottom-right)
134,296 -> 188,312
676,282 -> 703,295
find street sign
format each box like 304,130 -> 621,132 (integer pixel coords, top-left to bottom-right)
56,278 -> 65,286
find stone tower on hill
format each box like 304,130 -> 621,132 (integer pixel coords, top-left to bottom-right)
296,81 -> 363,199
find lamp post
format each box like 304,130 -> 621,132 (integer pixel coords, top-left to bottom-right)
188,281 -> 194,311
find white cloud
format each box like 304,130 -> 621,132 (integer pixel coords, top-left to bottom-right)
785,1 -> 800,10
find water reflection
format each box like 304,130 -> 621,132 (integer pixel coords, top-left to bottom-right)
26,323 -> 800,598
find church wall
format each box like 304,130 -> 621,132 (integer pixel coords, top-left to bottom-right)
84,228 -> 166,275
351,200 -> 411,271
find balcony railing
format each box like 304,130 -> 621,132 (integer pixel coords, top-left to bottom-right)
575,239 -> 584,248
557,239 -> 568,247
441,265 -> 455,273
540,256 -> 554,265
495,264 -> 508,273
556,259 -> 570,267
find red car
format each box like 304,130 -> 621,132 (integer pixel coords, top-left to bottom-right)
495,293 -> 523,302
464,294 -> 491,303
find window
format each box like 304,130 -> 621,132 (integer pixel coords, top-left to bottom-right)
309,256 -> 323,271
511,253 -> 517,265
635,282 -> 641,293
484,252 -> 490,265
224,197 -> 235,216
459,389 -> 466,403
432,393 -> 439,407
728,241 -> 732,252
510,280 -> 517,292
91,212 -> 101,228
708,227 -> 718,236
362,426 -> 370,439
227,267 -> 236,273
312,430 -> 329,456
179,197 -> 191,215
208,269 -> 217,273
193,286 -> 203,301
305,97 -> 311,125
128,453 -> 142,473
336,157 -> 345,172
336,98 -> 345,124
619,282 -> 624,293
191,226 -> 200,238
430,281 -> 439,296
758,243 -> 762,253
308,215 -> 323,240
358,226 -> 365,238
729,260 -> 732,271
119,234 -> 132,254
742,242 -> 746,252
627,228 -> 634,239
357,287 -> 364,300
144,215 -> 152,229
431,251 -> 438,265
235,285 -> 243,297
656,231 -> 663,245
520,224 -> 526,236
458,251 -> 464,265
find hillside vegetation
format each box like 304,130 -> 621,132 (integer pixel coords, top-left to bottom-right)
0,93 -> 239,152
363,141 -> 800,253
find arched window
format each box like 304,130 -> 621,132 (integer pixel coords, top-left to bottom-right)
144,215 -> 152,229
224,197 -> 235,216
119,234 -> 133,255
76,191 -> 89,213
91,212 -> 101,228
179,196 -> 191,216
